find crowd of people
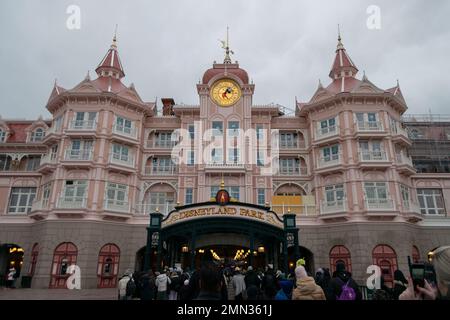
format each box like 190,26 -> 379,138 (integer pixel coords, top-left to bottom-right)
117,246 -> 450,301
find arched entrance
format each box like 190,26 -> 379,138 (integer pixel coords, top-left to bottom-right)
288,246 -> 314,275
146,201 -> 290,273
97,244 -> 120,288
0,243 -> 24,286
49,242 -> 78,289
372,244 -> 398,288
135,246 -> 147,272
330,245 -> 352,273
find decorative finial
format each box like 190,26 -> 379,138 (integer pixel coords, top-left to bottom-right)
111,24 -> 118,48
362,70 -> 368,81
397,79 -> 400,87
155,207 -> 159,213
219,26 -> 234,64
220,174 -> 225,189
337,24 -> 344,50
338,24 -> 341,42
287,207 -> 291,214
318,79 -> 323,89
85,70 -> 90,81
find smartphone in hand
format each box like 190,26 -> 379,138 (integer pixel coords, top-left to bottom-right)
410,263 -> 425,289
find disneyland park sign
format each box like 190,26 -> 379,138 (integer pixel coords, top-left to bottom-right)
162,204 -> 284,229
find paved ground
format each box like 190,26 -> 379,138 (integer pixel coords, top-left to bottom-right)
0,288 -> 117,300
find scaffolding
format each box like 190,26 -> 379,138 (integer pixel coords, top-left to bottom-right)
403,115 -> 450,173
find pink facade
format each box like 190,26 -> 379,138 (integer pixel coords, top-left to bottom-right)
1,35 -> 450,289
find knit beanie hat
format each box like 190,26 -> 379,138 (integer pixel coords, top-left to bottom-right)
295,266 -> 307,279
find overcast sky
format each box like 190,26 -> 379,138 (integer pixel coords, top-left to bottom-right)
1,0 -> 449,119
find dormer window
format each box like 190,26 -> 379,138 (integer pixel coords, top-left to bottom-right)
31,128 -> 45,142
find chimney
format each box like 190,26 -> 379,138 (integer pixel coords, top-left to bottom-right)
161,98 -> 175,116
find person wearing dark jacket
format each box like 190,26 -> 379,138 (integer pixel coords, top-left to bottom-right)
329,262 -> 362,300
392,270 -> 408,300
140,272 -> 155,300
179,279 -> 191,301
262,265 -> 278,300
194,263 -> 222,300
315,268 -> 333,300
245,266 -> 260,288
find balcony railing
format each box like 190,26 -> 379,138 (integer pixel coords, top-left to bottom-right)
31,199 -> 50,211
205,162 -> 245,169
270,204 -> 317,217
112,125 -> 137,139
359,150 -> 388,162
321,199 -> 346,214
57,196 -> 87,209
144,166 -> 178,175
40,152 -> 58,165
279,141 -> 298,149
356,121 -> 383,132
403,200 -> 421,214
69,120 -> 96,130
278,167 -> 308,176
64,149 -> 93,161
152,140 -> 178,148
134,203 -> 176,216
110,153 -> 135,167
104,200 -> 130,213
316,125 -> 338,139
365,198 -> 395,211
396,153 -> 413,166
318,154 -> 341,168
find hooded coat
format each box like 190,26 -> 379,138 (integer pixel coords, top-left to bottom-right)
155,273 -> 171,292
292,276 -> 326,300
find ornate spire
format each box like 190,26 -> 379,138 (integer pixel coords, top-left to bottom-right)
95,27 -> 125,79
220,174 -> 225,189
220,26 -> 234,64
329,27 -> 358,80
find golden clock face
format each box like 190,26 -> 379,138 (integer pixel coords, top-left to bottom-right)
210,79 -> 242,107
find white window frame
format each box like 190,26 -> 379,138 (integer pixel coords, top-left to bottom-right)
185,188 -> 193,205
257,188 -> 265,206
322,145 -> 340,162
280,132 -> 298,148
8,187 -> 36,213
417,189 -> 446,215
115,116 -> 134,135
227,148 -> 240,163
318,118 -> 337,136
228,121 -> 240,137
212,121 -> 223,137
30,128 -> 45,142
0,129 -> 6,142
210,186 -> 240,200
105,183 -> 128,206
112,143 -> 130,162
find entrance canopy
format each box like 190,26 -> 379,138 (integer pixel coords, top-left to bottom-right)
162,202 -> 284,231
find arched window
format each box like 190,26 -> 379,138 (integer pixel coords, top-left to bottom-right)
330,245 -> 352,273
97,244 -> 120,288
31,128 -> 45,142
28,243 -> 39,276
49,242 -> 78,289
412,246 -> 420,263
372,245 -> 398,288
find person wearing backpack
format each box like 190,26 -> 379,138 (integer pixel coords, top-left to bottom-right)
118,269 -> 134,300
155,270 -> 171,300
292,266 -> 326,300
329,262 -> 362,301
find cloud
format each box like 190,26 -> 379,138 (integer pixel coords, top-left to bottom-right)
0,0 -> 449,119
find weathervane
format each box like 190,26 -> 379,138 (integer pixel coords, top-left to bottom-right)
219,26 -> 234,64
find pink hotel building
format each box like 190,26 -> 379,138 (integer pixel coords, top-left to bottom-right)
0,35 -> 450,289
